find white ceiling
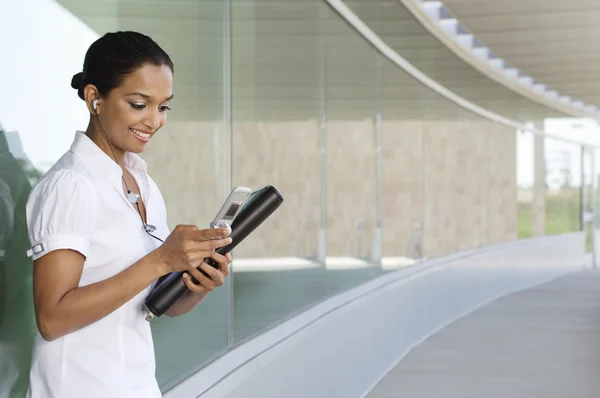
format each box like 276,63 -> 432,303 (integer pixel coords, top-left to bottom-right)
438,0 -> 600,111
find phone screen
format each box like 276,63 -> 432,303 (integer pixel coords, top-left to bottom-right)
224,202 -> 241,219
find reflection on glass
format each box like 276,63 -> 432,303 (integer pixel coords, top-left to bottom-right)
324,4 -> 380,290
230,0 -> 325,343
379,44 -> 425,267
544,137 -> 582,235
3,0 -> 598,394
0,128 -> 38,398
3,0 -> 232,393
122,3 -> 232,390
345,0 -> 562,124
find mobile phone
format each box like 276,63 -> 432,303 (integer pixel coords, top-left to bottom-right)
209,186 -> 252,237
193,186 -> 251,278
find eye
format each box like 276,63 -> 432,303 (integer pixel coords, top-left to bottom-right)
130,103 -> 146,110
159,105 -> 171,113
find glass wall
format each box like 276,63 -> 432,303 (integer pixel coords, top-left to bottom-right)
593,149 -> 600,263
0,0 -> 232,393
230,0 -> 326,343
323,0 -> 382,299
0,0 -> 594,396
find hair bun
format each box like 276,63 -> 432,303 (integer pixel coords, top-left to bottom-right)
71,72 -> 84,89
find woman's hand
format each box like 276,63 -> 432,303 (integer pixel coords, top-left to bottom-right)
155,224 -> 232,275
183,252 -> 232,294
163,247 -> 233,317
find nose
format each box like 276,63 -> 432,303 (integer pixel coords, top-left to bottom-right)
144,108 -> 161,131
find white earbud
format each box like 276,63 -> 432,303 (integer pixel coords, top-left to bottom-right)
92,99 -> 99,112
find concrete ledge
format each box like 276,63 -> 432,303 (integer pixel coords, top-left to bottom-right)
163,233 -> 586,398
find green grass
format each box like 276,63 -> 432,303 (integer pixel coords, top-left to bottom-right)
517,203 -> 533,239
545,188 -> 582,235
518,187 -> 582,239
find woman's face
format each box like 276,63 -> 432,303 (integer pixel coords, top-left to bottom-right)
96,63 -> 173,154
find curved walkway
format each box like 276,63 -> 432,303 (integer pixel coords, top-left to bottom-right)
366,268 -> 600,398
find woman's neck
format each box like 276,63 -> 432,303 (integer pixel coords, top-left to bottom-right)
85,121 -> 126,167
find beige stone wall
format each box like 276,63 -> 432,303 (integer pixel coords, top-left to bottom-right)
532,132 -> 546,237
231,121 -> 322,259
326,119 -> 378,258
421,120 -> 488,257
379,119 -> 517,260
143,118 -> 517,260
142,121 -> 230,229
487,122 -> 518,245
381,120 -> 425,259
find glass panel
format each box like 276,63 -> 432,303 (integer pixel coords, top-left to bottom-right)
127,2 -> 232,389
593,149 -> 600,266
343,3 -> 519,259
346,0 -> 568,123
544,137 -> 582,235
420,107 -> 518,257
486,120 -> 520,245
0,4 -> 93,396
582,147 -> 594,253
324,3 -> 381,292
379,54 -> 425,268
230,0 -> 326,343
0,129 -> 37,398
1,1 -> 231,394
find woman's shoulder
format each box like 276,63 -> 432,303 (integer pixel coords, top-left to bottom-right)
33,167 -> 94,195
28,165 -> 97,211
25,167 -> 100,260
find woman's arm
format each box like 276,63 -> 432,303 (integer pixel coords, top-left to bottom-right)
33,225 -> 231,341
33,248 -> 167,341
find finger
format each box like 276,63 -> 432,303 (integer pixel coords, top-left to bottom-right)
198,237 -> 233,251
183,273 -> 206,294
199,262 -> 225,286
221,253 -> 232,276
188,266 -> 217,291
188,227 -> 231,241
209,252 -> 228,270
172,225 -> 198,240
182,237 -> 233,263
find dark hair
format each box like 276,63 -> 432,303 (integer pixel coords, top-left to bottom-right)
71,31 -> 174,100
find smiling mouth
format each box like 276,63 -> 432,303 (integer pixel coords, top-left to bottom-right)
131,128 -> 151,143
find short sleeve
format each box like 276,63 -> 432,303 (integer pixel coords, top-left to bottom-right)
26,170 -> 98,261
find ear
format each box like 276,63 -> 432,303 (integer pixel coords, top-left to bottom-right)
83,84 -> 101,115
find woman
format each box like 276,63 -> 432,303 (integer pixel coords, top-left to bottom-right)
24,31 -> 231,398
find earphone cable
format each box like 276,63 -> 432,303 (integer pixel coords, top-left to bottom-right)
93,107 -> 163,244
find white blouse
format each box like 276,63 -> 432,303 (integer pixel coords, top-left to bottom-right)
25,131 -> 170,398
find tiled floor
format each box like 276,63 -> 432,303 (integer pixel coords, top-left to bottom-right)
367,269 -> 600,398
